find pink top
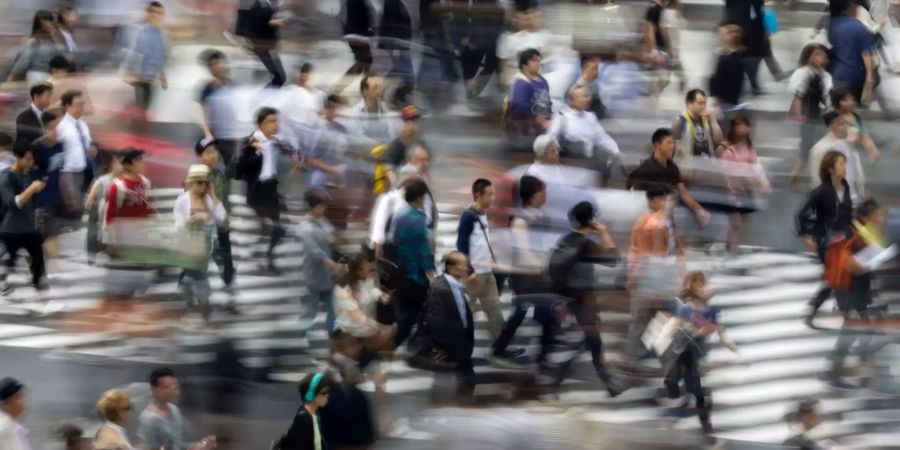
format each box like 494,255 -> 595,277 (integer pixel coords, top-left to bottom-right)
715,141 -> 771,194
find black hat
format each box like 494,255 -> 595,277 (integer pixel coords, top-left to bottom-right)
0,377 -> 23,401
121,148 -> 145,165
195,137 -> 217,156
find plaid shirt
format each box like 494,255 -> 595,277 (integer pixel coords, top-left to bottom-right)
393,206 -> 434,287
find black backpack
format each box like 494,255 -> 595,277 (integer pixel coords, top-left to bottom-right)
547,232 -> 588,293
805,72 -> 825,119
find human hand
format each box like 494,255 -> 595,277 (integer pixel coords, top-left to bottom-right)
693,209 -> 711,228
29,180 -> 47,193
802,236 -> 817,253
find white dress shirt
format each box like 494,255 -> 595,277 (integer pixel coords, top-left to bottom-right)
549,106 -> 621,159
0,411 -> 30,450
445,274 -> 468,328
57,113 -> 90,173
30,103 -> 42,127
252,130 -> 278,181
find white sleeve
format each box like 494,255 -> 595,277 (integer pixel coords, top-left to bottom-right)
548,113 -> 563,139
788,68 -> 809,96
209,195 -> 227,223
173,194 -> 188,228
369,194 -> 391,245
593,115 -> 621,155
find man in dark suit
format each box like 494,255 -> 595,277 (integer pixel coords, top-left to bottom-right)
426,251 -> 476,396
15,83 -> 53,147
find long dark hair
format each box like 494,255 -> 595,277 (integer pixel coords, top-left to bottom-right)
336,253 -> 372,289
798,43 -> 829,67
30,10 -> 56,40
726,115 -> 752,146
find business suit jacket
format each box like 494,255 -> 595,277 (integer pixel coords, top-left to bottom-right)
426,275 -> 475,365
15,108 -> 42,148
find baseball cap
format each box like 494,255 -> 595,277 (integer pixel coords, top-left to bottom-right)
195,137 -> 218,156
400,104 -> 422,121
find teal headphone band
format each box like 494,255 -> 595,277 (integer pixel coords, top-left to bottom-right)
304,373 -> 324,403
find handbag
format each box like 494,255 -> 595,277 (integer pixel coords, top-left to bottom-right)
641,311 -> 692,375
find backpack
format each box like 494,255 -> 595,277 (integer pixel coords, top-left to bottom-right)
805,72 -> 825,118
548,232 -> 588,292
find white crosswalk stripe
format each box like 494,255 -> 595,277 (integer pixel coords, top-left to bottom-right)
0,187 -> 896,446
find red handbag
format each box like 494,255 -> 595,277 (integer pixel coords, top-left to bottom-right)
823,232 -> 857,291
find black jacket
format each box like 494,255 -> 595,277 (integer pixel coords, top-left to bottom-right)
426,275 -> 475,364
723,0 -> 772,57
15,108 -> 42,148
280,406 -> 323,450
344,0 -> 374,37
237,0 -> 278,45
796,179 -> 853,242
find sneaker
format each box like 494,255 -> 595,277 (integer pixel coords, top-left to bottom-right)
487,353 -> 526,370
497,348 -> 525,359
605,378 -> 628,398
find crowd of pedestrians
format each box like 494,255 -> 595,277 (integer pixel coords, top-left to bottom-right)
0,0 -> 898,449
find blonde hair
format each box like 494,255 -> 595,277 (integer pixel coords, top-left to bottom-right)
680,271 -> 708,301
96,389 -> 130,422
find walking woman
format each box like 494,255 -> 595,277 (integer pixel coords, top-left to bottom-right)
715,115 -> 771,251
788,43 -> 832,189
173,164 -> 226,326
94,389 -> 135,450
661,272 -> 739,435
6,10 -> 64,82
797,151 -> 854,328
279,372 -> 332,450
832,87 -> 880,171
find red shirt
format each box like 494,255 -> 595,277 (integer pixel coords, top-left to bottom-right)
105,175 -> 155,224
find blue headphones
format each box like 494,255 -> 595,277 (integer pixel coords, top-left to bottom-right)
304,373 -> 324,403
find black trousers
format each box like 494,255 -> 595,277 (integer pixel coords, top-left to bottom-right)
665,343 -> 705,408
213,227 -> 235,287
251,45 -> 286,87
393,278 -> 428,349
132,81 -> 153,110
2,232 -> 45,288
557,295 -> 612,385
493,293 -> 558,364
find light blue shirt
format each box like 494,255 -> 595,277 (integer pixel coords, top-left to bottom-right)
445,274 -> 467,328
126,24 -> 167,80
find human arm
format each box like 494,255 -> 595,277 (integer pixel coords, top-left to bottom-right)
716,327 -> 739,353
456,211 -> 476,256
335,286 -> 380,337
12,179 -> 46,208
676,181 -> 709,223
593,117 -> 623,159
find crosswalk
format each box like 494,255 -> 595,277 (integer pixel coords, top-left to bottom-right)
0,184 -> 896,446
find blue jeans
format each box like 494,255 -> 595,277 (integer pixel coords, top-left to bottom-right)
305,289 -> 335,334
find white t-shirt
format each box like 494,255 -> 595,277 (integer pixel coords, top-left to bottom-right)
788,67 -> 833,107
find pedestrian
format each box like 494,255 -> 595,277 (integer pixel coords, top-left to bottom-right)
384,105 -> 426,173
549,85 -> 623,183
278,63 -> 326,128
671,89 -> 723,169
299,188 -> 345,333
318,358 -> 377,450
0,144 -> 48,296
709,25 -> 747,116
56,90 -> 96,230
379,0 -> 415,90
304,95 -> 349,190
807,111 -> 866,205
94,389 -> 135,450
395,147 -> 438,234
827,0 -> 877,103
84,150 -> 122,266
491,175 -> 559,370
0,377 -> 28,450
788,43 -> 833,189
239,0 -> 287,87
15,83 -> 52,148
195,138 -> 238,308
391,179 -> 436,348
0,134 -> 13,172
236,107 -> 287,273
572,55 -> 607,120
369,173 -> 418,264
782,399 -> 835,449
506,48 -> 552,150
723,0 -> 783,95
174,165 -> 226,326
827,198 -> 889,388
351,76 -> 399,144
832,86 -> 880,171
660,271 -> 739,434
425,251 -> 478,397
5,10 -> 63,83
624,184 -> 684,363
797,150 -> 854,328
551,201 -> 624,397
496,9 -> 554,88
627,128 -> 711,227
105,148 -> 154,228
122,1 -> 168,113
197,50 -> 244,178
55,6 -> 79,58
30,110 -> 66,272
714,115 -> 771,250
46,56 -> 94,116
338,0 -> 376,93
279,372 -> 332,450
139,368 -> 215,450
457,178 -> 524,363
644,0 -> 680,95
456,0 -> 504,104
